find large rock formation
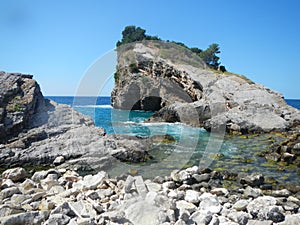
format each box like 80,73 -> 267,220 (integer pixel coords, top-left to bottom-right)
0,72 -> 150,172
111,41 -> 300,133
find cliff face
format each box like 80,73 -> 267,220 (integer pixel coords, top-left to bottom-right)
111,42 -> 205,111
0,72 -> 45,143
0,72 -> 150,171
111,41 -> 300,133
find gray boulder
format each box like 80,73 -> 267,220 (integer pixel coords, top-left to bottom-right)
0,72 -> 152,172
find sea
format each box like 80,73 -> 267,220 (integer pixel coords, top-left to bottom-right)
47,96 -> 300,183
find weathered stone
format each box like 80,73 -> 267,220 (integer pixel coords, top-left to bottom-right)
69,200 -> 97,218
0,211 -> 49,225
199,193 -> 222,214
271,189 -> 291,197
247,196 -> 277,220
53,156 -> 65,165
210,187 -> 229,196
1,179 -> 15,189
246,220 -> 273,225
232,199 -> 249,211
283,201 -> 300,212
243,186 -> 263,198
184,190 -> 200,204
239,173 -> 264,187
45,213 -> 70,225
10,194 -> 31,205
0,187 -> 21,199
0,205 -> 24,217
38,199 -> 55,211
81,171 -> 107,190
145,181 -> 161,192
112,42 -> 300,133
267,206 -> 285,222
40,174 -> 59,191
192,173 -> 211,183
227,211 -> 250,225
124,175 -> 136,193
20,179 -> 37,191
2,168 -> 29,182
176,200 -> 197,214
276,213 -> 300,225
171,170 -> 191,183
189,210 -> 212,225
134,176 -> 148,198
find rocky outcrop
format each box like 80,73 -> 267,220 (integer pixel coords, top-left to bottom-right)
1,166 -> 300,225
0,72 -> 150,171
0,72 -> 45,143
111,41 -> 300,133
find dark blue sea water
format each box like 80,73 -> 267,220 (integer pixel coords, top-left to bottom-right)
46,96 -> 300,182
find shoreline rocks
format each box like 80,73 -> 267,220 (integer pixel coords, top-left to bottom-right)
0,72 -> 152,172
111,41 -> 300,134
0,166 -> 299,225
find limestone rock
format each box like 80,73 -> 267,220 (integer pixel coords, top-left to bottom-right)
112,42 -> 300,133
199,193 -> 222,214
2,168 -> 29,182
247,196 -> 277,220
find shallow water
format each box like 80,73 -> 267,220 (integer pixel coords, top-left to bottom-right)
47,96 -> 300,185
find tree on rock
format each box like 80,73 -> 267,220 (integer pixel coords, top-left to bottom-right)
199,43 -> 221,69
116,25 -> 160,47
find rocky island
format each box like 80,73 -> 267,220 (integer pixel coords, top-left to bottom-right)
0,26 -> 300,224
111,41 -> 300,134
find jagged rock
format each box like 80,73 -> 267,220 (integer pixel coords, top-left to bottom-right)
239,173 -> 264,187
189,210 -> 212,224
112,41 -> 300,133
0,187 -> 21,199
276,214 -> 300,225
199,193 -> 222,214
246,220 -> 273,225
44,213 -> 70,225
247,196 -> 277,220
227,211 -> 250,225
184,190 -> 200,204
0,211 -> 49,225
231,200 -> 247,212
0,73 -> 154,171
0,205 -> 24,217
2,168 -> 29,182
53,156 -> 65,165
243,186 -> 263,198
176,200 -> 197,214
267,206 -> 285,222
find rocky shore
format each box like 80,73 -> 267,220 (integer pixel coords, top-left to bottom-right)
0,72 -> 150,172
111,41 -> 300,133
1,166 -> 300,225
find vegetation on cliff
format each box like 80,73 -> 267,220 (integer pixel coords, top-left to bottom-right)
116,25 -> 225,70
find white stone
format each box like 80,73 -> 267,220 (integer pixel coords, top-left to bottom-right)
184,190 -> 200,204
176,200 -> 197,214
199,193 -> 222,214
2,168 -> 28,182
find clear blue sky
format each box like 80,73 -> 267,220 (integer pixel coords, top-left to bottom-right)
1,0 -> 299,98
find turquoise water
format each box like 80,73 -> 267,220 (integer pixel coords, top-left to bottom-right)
47,96 -> 300,184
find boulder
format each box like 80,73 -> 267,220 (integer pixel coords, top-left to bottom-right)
0,73 -> 154,173
2,168 -> 29,182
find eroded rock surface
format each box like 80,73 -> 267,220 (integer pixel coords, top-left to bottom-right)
0,72 -> 150,171
111,42 -> 300,133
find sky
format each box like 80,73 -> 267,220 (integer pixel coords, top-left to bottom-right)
0,0 -> 299,98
